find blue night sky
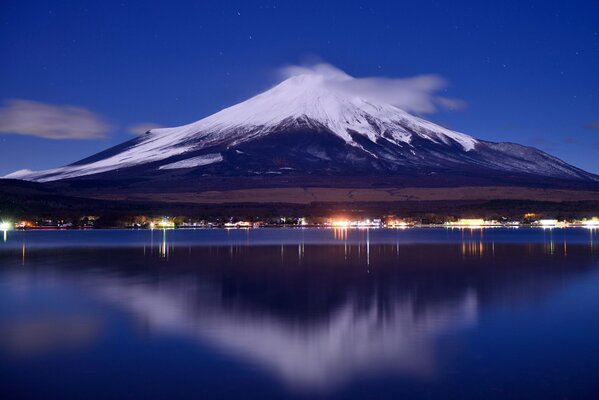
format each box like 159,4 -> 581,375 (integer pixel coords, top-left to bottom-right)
1,0 -> 598,175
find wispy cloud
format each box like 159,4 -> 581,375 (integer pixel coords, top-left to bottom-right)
279,63 -> 465,114
127,122 -> 163,135
527,137 -> 554,147
0,99 -> 112,140
527,136 -> 578,150
562,136 -> 577,144
434,97 -> 467,111
584,120 -> 599,129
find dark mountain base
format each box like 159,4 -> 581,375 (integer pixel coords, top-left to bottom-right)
2,179 -> 599,224
35,170 -> 599,198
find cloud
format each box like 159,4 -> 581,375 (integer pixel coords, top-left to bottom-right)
527,137 -> 554,147
527,136 -> 578,148
584,120 -> 599,129
0,99 -> 112,140
435,97 -> 467,111
279,63 -> 465,114
562,136 -> 577,144
127,122 -> 163,135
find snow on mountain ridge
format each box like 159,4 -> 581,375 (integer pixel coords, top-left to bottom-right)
152,74 -> 478,151
6,73 -> 597,184
4,74 -> 481,182
159,153 -> 223,170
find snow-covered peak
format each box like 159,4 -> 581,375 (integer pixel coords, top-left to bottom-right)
153,74 -> 478,151
1,74 -> 501,182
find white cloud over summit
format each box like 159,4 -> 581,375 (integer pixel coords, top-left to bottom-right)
279,62 -> 465,114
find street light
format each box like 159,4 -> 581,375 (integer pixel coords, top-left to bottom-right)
0,221 -> 10,242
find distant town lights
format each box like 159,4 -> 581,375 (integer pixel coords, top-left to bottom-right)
582,218 -> 599,227
0,221 -> 10,242
159,219 -> 175,228
447,219 -> 491,227
331,219 -> 351,228
539,219 -> 559,227
459,219 -> 485,226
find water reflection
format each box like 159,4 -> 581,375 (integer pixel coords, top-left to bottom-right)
1,230 -> 599,398
93,270 -> 477,389
1,241 -> 592,390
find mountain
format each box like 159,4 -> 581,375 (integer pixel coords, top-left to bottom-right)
4,74 -> 598,191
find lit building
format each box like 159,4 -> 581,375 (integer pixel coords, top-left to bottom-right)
446,219 -> 498,227
582,218 -> 599,227
536,219 -> 565,227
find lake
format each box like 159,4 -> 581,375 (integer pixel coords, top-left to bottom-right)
1,228 -> 599,399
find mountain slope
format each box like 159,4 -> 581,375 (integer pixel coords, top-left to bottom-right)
4,74 -> 598,186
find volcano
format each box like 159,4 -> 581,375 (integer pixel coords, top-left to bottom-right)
5,73 -> 598,200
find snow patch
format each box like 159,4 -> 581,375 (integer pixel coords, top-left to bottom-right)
3,169 -> 35,179
159,153 -> 223,170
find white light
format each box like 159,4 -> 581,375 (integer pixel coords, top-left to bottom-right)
159,219 -> 174,228
539,219 -> 558,226
582,218 -> 599,227
0,222 -> 10,231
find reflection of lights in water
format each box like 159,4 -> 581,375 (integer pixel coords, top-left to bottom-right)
333,228 -> 348,241
366,228 -> 370,267
159,229 -> 169,258
150,228 -> 154,254
459,228 -> 487,257
297,242 -> 305,263
543,229 -> 555,255
461,241 -> 487,257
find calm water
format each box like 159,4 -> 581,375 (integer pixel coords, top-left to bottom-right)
1,228 -> 599,399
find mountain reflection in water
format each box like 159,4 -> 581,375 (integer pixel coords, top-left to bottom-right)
1,228 -> 599,399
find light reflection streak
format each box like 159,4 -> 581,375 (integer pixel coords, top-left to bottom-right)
159,229 -> 172,259
459,228 -> 488,257
366,228 -> 370,267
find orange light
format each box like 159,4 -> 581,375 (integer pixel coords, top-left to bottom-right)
331,219 -> 350,228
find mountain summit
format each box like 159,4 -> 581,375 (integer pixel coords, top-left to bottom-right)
5,74 -> 597,187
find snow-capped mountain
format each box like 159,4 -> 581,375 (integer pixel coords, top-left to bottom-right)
5,74 -> 597,186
